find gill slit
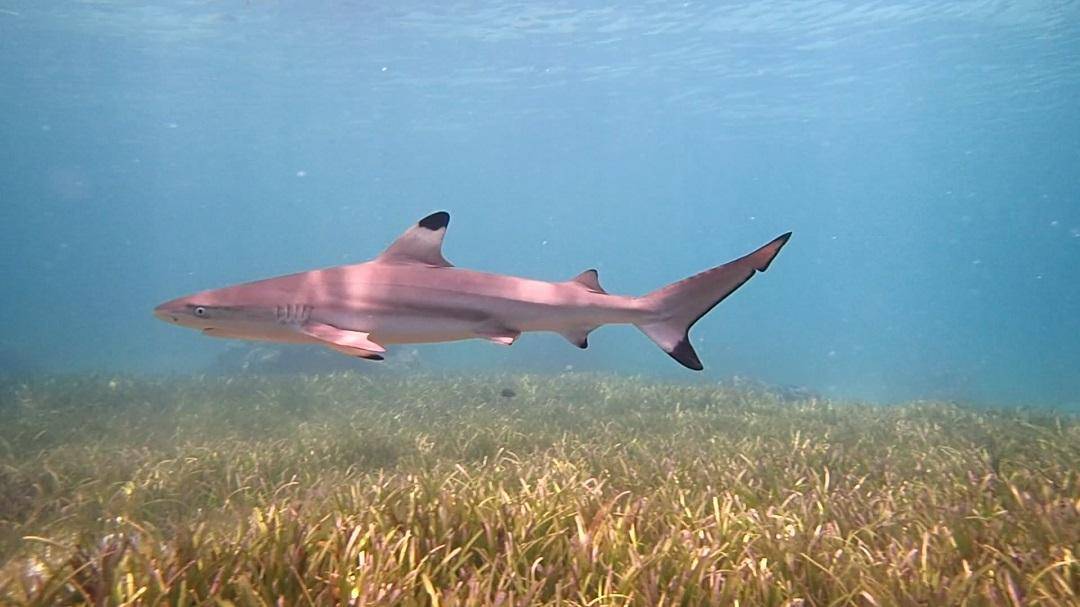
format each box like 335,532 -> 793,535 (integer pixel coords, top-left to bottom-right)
275,304 -> 313,324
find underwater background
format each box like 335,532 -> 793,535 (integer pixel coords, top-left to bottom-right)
3,4 -> 1080,605
2,2 -> 1080,404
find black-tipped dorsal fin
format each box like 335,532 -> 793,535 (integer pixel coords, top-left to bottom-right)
569,269 -> 606,294
377,211 -> 453,267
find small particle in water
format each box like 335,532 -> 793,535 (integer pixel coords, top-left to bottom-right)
500,388 -> 516,398
972,259 -> 982,266
296,170 -> 307,177
165,122 -> 178,129
41,124 -> 51,132
381,66 -> 388,72
1071,228 -> 1080,238
1050,220 -> 1059,227
564,364 -> 573,371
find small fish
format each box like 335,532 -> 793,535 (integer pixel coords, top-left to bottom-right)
500,388 -> 517,399
155,212 -> 790,369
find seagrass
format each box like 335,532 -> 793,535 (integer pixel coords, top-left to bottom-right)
0,374 -> 1076,605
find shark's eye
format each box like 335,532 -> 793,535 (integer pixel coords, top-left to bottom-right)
194,306 -> 207,317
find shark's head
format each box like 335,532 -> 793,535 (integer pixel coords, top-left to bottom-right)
153,287 -> 279,339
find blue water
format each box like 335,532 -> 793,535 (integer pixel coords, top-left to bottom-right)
2,2 -> 1078,407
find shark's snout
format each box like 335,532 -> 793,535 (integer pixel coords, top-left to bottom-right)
153,307 -> 178,323
154,299 -> 184,323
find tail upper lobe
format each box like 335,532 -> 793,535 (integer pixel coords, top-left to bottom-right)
636,232 -> 791,370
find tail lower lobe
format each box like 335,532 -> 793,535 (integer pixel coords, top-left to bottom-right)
636,232 -> 791,370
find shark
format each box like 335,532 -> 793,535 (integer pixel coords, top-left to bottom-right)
154,212 -> 790,370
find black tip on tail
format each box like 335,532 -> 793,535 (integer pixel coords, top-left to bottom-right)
638,230 -> 792,372
667,338 -> 703,371
418,211 -> 450,231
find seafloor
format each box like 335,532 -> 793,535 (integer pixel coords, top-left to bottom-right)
0,374 -> 1076,605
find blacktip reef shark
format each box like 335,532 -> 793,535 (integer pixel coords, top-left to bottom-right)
155,212 -> 790,370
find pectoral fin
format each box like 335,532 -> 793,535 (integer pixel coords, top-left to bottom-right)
300,322 -> 386,353
475,328 -> 521,346
328,344 -> 385,361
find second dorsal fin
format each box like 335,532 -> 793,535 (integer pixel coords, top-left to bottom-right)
569,269 -> 606,294
376,211 -> 453,267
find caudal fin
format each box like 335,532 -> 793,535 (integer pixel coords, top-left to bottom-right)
636,232 -> 791,370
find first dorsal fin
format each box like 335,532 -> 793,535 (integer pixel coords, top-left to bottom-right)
569,269 -> 606,294
377,211 -> 453,267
